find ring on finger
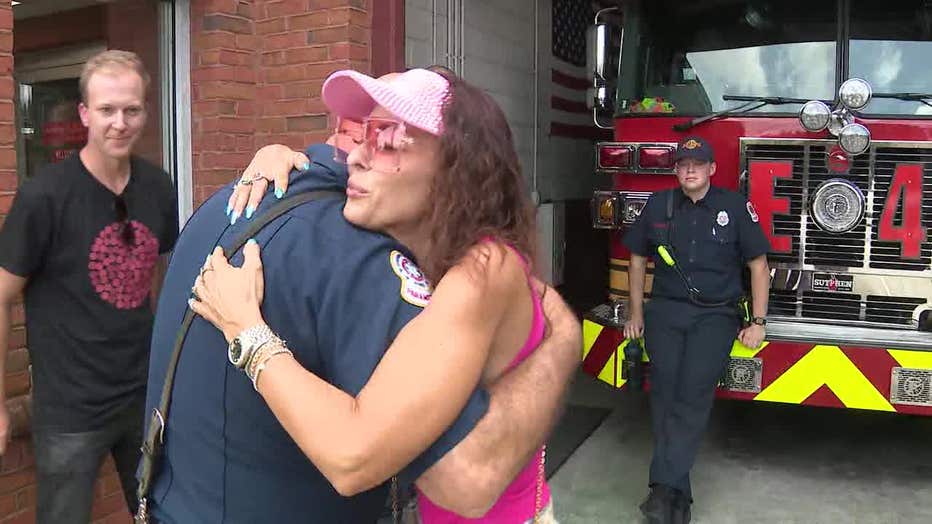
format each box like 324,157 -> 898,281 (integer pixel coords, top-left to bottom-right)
238,177 -> 254,186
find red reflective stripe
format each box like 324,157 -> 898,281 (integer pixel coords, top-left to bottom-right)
582,328 -> 624,376
802,383 -> 846,409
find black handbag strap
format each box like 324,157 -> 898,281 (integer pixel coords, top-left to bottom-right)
135,190 -> 343,520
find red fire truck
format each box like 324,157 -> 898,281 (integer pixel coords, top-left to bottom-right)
581,0 -> 932,415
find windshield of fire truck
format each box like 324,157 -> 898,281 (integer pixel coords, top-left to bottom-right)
849,0 -> 932,116
616,0 -> 837,116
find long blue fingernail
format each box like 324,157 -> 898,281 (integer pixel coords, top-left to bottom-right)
275,188 -> 284,199
245,206 -> 255,219
247,238 -> 257,245
302,162 -> 310,171
225,203 -> 232,216
231,211 -> 239,225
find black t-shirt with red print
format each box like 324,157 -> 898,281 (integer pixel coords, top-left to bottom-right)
0,152 -> 178,431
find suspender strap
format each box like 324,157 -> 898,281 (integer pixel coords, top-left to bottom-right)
135,190 -> 343,522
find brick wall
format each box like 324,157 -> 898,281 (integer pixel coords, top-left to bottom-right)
0,0 -> 387,521
191,0 -> 372,207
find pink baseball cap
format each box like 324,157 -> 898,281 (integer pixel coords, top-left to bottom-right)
322,68 -> 450,136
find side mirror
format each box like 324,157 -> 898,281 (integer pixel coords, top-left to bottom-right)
585,7 -> 621,127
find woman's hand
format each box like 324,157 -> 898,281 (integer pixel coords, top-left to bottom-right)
190,242 -> 266,343
228,144 -> 310,224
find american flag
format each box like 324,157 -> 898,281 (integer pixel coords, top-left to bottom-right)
551,0 -> 614,140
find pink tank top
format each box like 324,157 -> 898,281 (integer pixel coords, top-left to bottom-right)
416,244 -> 550,523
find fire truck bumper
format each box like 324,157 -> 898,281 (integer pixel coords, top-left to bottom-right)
582,307 -> 932,416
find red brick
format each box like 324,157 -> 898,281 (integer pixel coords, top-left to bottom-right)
235,2 -> 255,20
288,11 -> 329,31
329,42 -> 368,61
285,46 -> 328,64
203,13 -> 252,34
4,348 -> 29,375
197,32 -> 236,50
236,100 -> 256,117
255,117 -> 287,133
256,18 -> 286,35
199,0 -> 239,15
0,78 -> 12,102
217,49 -> 253,66
261,50 -> 286,67
197,81 -> 256,101
266,0 -> 311,19
0,468 -> 33,495
309,0 -> 365,8
263,64 -> 308,83
329,7 -> 370,27
286,115 -> 328,132
262,99 -> 310,117
7,329 -> 25,351
305,61 -> 343,80
97,471 -> 123,497
0,35 -> 11,56
192,66 -> 254,83
0,173 -> 15,192
307,25 -> 349,45
0,493 -> 14,517
282,80 -> 324,99
198,49 -> 222,65
205,117 -> 258,134
0,8 -> 12,31
257,85 -> 284,100
2,509 -> 36,524
193,100 -> 237,117
10,304 -> 23,327
200,152 -> 255,170
0,149 -> 15,171
262,31 -> 306,51
234,34 -> 261,51
4,372 -> 29,398
14,485 -> 34,511
348,24 -> 369,45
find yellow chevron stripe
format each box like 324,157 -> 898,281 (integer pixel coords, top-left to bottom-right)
754,345 -> 895,411
887,349 -> 932,370
582,320 -> 603,360
731,340 -> 768,358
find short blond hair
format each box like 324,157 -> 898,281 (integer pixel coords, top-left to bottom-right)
79,50 -> 151,103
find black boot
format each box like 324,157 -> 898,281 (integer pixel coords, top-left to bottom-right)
639,485 -> 674,523
669,489 -> 692,524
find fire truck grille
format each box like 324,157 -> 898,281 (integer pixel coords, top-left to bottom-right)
743,139 -> 931,329
890,368 -> 932,407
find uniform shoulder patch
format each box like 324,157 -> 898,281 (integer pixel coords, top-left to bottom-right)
389,250 -> 432,307
746,201 -> 760,223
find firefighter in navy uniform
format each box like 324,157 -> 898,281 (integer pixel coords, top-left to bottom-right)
623,136 -> 771,524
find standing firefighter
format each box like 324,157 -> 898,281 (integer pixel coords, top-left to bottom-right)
623,136 -> 771,523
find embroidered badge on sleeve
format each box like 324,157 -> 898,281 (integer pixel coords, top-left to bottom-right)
746,202 -> 760,223
389,250 -> 432,307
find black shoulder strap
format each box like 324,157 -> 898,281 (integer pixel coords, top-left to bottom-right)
666,188 -> 675,222
135,189 -> 342,521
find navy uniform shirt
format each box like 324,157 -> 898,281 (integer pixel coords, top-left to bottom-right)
623,186 -> 771,303
145,144 -> 489,523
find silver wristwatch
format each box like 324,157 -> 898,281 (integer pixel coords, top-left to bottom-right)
228,324 -> 276,368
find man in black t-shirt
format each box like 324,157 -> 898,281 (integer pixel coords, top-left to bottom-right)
0,50 -> 178,524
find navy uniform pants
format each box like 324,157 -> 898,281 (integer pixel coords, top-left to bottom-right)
644,297 -> 740,498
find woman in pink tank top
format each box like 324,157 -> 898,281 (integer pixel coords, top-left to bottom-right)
191,66 -> 560,523
417,244 -> 553,524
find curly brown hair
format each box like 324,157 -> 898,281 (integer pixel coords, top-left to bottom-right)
420,67 -> 538,284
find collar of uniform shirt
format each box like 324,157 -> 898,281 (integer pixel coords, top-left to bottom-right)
674,185 -> 723,209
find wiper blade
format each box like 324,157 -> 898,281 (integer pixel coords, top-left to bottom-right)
673,95 -> 820,132
873,92 -> 932,108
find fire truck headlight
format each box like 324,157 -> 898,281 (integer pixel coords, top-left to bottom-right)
839,123 -> 871,156
799,101 -> 831,132
838,78 -> 872,111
